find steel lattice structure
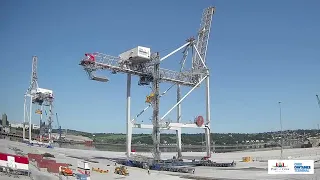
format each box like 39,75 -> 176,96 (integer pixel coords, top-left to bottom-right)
23,56 -> 54,144
79,6 -> 215,160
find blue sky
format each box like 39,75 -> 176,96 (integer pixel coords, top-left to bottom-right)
0,0 -> 319,133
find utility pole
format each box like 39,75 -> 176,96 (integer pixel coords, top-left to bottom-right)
316,95 -> 320,136
278,101 -> 283,159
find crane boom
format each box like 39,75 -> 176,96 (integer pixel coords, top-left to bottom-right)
80,51 -> 199,87
79,7 -> 216,88
193,7 -> 215,71
25,56 -> 39,95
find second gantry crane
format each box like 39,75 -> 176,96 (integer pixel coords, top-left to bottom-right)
79,6 -> 215,160
23,56 -> 55,144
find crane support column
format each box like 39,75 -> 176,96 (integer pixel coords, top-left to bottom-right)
152,53 -> 161,160
48,102 -> 53,143
29,96 -> 33,143
126,74 -> 132,158
176,85 -> 182,158
205,74 -> 211,157
23,95 -> 27,140
40,105 -> 43,142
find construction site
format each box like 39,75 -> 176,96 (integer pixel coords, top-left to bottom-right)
1,2 -> 320,180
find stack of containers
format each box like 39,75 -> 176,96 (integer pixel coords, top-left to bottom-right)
27,153 -> 70,174
27,153 -> 43,162
36,159 -> 56,169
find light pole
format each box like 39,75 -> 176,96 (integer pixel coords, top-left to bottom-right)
278,101 -> 283,159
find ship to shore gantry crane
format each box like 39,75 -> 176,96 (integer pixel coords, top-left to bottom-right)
23,56 -> 55,144
79,6 -> 215,160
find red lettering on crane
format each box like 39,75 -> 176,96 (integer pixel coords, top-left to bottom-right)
85,53 -> 95,62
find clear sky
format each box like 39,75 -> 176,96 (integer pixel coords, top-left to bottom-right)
0,0 -> 319,134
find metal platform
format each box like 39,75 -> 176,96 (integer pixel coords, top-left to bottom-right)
193,160 -> 236,167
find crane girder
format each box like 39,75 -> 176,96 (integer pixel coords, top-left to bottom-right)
80,52 -> 206,87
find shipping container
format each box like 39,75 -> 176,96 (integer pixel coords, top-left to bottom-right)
37,161 -> 48,168
14,155 -> 29,170
55,163 -> 69,167
41,159 -> 56,164
47,163 -> 69,173
27,153 -> 43,161
0,152 -> 29,170
36,159 -> 56,168
0,153 -> 8,167
47,164 -> 59,173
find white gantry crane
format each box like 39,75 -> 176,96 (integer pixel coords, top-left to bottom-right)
79,6 -> 215,160
23,56 -> 54,144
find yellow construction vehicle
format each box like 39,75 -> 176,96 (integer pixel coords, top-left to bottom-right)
92,167 -> 109,173
114,166 -> 129,176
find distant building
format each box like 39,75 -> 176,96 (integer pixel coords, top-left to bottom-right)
1,113 -> 8,127
10,123 -> 24,129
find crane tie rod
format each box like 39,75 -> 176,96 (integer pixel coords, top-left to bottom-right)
131,44 -> 191,124
131,84 -> 176,123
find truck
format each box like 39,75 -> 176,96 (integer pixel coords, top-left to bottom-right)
59,166 -> 73,176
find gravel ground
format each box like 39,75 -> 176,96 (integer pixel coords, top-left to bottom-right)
0,139 -> 319,180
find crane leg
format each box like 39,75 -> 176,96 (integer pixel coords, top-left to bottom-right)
126,74 -> 132,157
